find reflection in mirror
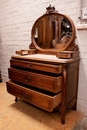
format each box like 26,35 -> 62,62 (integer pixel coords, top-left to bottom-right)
34,14 -> 72,49
52,17 -> 72,49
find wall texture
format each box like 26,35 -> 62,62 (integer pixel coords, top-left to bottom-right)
0,0 -> 87,116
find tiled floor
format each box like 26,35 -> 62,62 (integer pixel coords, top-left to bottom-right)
0,82 -> 84,130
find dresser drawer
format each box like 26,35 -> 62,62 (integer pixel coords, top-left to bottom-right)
10,59 -> 62,74
6,81 -> 61,112
8,68 -> 62,93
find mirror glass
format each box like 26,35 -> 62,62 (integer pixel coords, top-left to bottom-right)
32,14 -> 73,50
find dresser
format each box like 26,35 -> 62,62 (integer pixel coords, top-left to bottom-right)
6,5 -> 79,124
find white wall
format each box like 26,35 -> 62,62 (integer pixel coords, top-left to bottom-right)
82,0 -> 87,7
0,0 -> 87,116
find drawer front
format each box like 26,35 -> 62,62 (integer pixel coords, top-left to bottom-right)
10,59 -> 62,74
6,81 -> 61,112
8,68 -> 62,93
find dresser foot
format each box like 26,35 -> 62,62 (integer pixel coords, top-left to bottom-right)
61,107 -> 65,124
61,114 -> 65,124
15,97 -> 18,102
62,119 -> 65,124
72,102 -> 77,111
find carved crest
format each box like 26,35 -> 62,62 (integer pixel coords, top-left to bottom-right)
46,5 -> 58,14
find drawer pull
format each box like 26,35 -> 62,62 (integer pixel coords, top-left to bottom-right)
25,76 -> 31,83
23,91 -> 31,99
27,64 -> 32,68
23,92 -> 31,100
23,92 -> 28,98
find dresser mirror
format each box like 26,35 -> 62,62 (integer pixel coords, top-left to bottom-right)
30,5 -> 76,53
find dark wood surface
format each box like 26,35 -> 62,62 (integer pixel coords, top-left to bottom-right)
6,56 -> 79,124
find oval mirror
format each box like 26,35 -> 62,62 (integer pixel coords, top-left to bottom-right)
31,6 -> 75,53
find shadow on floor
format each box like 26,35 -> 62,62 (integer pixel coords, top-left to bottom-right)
73,116 -> 87,130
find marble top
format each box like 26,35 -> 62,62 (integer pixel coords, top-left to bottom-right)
12,54 -> 79,63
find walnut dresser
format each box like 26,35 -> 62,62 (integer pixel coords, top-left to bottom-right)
6,5 -> 79,124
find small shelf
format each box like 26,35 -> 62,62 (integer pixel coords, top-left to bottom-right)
76,23 -> 87,30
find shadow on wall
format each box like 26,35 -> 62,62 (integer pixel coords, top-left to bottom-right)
0,64 -> 2,82
0,35 -> 2,82
76,29 -> 87,115
77,55 -> 87,115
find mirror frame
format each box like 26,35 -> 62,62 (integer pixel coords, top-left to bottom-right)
31,9 -> 75,53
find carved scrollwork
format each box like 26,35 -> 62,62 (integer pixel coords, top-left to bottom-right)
45,4 -> 58,14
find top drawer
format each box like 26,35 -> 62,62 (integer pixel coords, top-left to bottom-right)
10,59 -> 62,74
